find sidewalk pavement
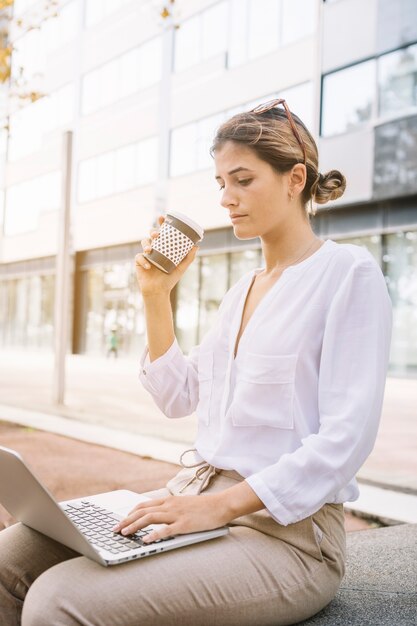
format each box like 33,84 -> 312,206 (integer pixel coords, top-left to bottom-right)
0,421 -> 374,533
0,349 -> 416,521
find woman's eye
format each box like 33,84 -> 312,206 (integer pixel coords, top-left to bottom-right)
238,179 -> 252,186
218,185 -> 225,191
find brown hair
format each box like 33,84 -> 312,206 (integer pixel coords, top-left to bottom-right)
210,107 -> 346,217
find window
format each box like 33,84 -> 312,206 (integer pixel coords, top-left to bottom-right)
247,0 -> 280,60
11,0 -> 78,80
281,82 -> 314,133
175,258 -> 200,353
379,43 -> 417,118
43,1 -> 78,51
228,0 -> 316,68
170,85 -> 313,178
8,84 -> 74,161
13,0 -> 37,16
384,231 -> 417,374
321,60 -> 376,136
174,247 -> 262,352
199,254 -> 229,340
174,1 -> 228,72
282,0 -> 316,46
139,37 -> 163,89
170,113 -> 224,177
229,0 -> 280,67
373,115 -> 417,198
85,0 -> 130,27
4,172 -> 61,236
229,249 -> 262,285
77,137 -> 158,203
81,38 -> 162,116
0,273 -> 55,350
84,261 -> 146,357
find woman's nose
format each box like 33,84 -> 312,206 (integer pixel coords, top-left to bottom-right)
220,187 -> 237,209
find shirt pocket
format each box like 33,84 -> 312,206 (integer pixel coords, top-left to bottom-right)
197,351 -> 214,426
231,352 -> 297,429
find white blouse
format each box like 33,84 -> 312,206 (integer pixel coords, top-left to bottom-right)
139,239 -> 393,526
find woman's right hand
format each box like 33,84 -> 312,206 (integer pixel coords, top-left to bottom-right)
135,215 -> 199,298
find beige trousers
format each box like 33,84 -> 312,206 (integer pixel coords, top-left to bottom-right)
0,465 -> 346,626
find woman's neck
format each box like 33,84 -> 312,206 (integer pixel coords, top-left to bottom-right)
260,228 -> 322,275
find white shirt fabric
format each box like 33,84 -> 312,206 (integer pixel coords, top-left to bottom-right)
139,239 -> 393,526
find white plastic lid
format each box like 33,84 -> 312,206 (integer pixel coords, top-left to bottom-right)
166,211 -> 204,240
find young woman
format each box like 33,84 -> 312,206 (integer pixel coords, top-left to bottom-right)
0,100 -> 392,626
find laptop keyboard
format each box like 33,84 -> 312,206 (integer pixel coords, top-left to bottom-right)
63,500 -> 168,554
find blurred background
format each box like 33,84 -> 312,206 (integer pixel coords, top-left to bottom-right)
0,0 -> 415,500
0,0 -> 415,375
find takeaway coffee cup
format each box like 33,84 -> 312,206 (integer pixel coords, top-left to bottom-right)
143,211 -> 204,274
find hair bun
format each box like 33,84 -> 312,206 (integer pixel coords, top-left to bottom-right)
313,169 -> 346,205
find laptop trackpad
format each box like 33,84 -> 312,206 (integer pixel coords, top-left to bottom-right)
67,490 -> 151,518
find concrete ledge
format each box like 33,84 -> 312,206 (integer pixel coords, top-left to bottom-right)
299,524 -> 417,625
0,404 -> 185,465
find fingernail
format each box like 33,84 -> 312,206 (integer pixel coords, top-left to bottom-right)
121,528 -> 129,535
112,525 -> 120,532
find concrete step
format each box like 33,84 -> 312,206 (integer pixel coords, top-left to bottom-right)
346,483 -> 417,525
299,524 -> 417,625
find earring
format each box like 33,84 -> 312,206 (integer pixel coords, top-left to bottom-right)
288,190 -> 294,202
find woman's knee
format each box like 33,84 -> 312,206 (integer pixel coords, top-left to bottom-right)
22,557 -> 105,626
22,564 -> 80,626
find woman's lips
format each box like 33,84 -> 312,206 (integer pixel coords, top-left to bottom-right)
230,214 -> 247,222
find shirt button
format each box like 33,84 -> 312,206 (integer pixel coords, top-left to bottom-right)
142,369 -> 146,375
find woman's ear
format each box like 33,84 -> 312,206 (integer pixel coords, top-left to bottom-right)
289,163 -> 307,197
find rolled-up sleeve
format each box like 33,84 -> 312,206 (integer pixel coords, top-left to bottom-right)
246,260 -> 393,525
139,339 -> 200,418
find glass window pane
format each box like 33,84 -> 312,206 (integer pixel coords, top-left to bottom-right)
202,1 -> 228,60
199,254 -> 228,340
101,60 -> 119,108
281,82 -> 314,133
139,37 -> 162,88
322,60 -> 376,136
96,152 -> 115,197
175,257 -> 200,353
337,234 -> 382,266
228,0 -> 249,68
229,249 -> 262,286
170,124 -> 197,176
120,48 -> 140,98
379,43 -> 417,118
44,1 -> 78,51
196,113 -> 224,170
85,0 -> 103,26
84,262 -> 145,357
136,137 -> 158,185
82,70 -> 101,116
78,158 -> 97,203
85,267 -> 105,354
5,182 -> 39,235
174,15 -> 200,72
384,231 -> 417,374
115,144 -> 136,192
282,0 -> 316,46
57,83 -> 75,126
248,0 -> 280,60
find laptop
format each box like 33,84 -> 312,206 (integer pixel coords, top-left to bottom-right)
0,445 -> 229,566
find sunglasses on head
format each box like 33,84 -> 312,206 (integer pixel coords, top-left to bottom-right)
250,98 -> 307,166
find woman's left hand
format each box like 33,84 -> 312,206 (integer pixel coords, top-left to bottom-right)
112,494 -> 228,543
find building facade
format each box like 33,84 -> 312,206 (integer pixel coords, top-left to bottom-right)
0,0 -> 416,376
